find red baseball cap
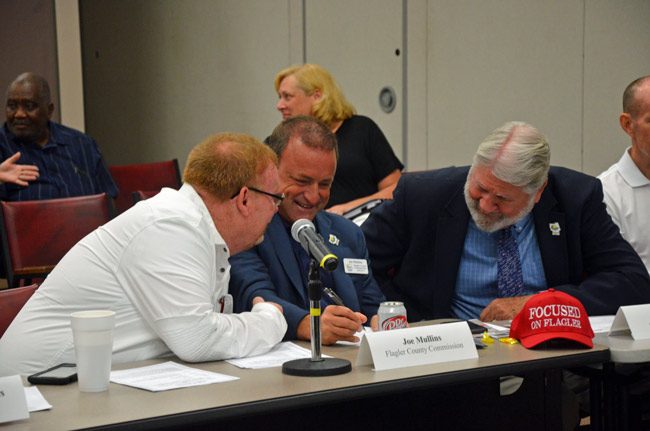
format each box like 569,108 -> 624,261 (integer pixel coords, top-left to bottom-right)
509,289 -> 594,348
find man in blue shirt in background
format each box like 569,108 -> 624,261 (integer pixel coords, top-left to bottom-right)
0,72 -> 117,201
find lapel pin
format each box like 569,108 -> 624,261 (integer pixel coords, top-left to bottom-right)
328,234 -> 340,246
549,222 -> 561,236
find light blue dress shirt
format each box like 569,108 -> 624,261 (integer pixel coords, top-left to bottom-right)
451,213 -> 547,319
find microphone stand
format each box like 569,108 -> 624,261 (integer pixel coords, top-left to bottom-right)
282,259 -> 352,376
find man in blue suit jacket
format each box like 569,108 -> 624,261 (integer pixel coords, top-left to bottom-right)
230,116 -> 384,344
363,121 -> 650,322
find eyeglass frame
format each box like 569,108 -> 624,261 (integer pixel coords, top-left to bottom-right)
231,186 -> 285,206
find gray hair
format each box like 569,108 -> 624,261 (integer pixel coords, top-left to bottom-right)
9,72 -> 51,104
472,121 -> 550,194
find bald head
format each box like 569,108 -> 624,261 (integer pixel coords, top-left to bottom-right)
8,73 -> 51,105
5,72 -> 54,145
622,75 -> 650,118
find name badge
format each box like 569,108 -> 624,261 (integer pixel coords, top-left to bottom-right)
609,304 -> 650,340
0,375 -> 29,424
343,258 -> 369,275
356,322 -> 478,371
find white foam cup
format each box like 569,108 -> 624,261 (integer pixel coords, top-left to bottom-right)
70,310 -> 116,392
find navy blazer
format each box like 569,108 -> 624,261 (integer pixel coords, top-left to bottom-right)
362,166 -> 650,321
229,212 -> 385,340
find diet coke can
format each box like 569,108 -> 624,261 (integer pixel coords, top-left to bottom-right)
378,301 -> 408,331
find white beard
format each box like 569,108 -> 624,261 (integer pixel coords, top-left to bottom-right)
464,180 -> 536,233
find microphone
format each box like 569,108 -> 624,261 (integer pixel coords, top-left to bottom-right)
291,219 -> 338,272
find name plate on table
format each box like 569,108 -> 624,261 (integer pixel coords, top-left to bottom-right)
609,304 -> 650,340
356,321 -> 478,371
0,375 -> 29,424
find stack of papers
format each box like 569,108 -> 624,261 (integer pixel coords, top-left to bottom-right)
226,342 -> 331,369
110,361 -> 238,392
468,319 -> 510,339
588,315 -> 614,333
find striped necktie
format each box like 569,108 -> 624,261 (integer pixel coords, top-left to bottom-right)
497,226 -> 524,297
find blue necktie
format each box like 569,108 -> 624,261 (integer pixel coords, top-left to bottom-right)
497,226 -> 524,297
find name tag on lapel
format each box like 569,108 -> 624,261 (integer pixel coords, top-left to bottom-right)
343,258 -> 369,275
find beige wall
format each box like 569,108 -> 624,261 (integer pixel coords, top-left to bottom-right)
426,1 -> 584,170
0,0 -> 59,123
55,0 -> 85,131
80,0 -> 297,168
583,0 -> 650,174
75,0 -> 650,175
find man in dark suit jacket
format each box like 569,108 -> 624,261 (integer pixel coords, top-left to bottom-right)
363,121 -> 650,322
230,116 -> 384,344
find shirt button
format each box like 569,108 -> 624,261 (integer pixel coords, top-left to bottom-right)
220,268 -> 225,273
223,247 -> 227,253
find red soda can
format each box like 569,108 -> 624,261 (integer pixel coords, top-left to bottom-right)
378,301 -> 408,331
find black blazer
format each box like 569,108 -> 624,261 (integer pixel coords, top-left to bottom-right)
362,166 -> 650,321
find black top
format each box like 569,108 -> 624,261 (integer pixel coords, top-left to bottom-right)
328,115 -> 403,207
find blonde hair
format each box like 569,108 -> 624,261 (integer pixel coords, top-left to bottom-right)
183,133 -> 277,201
274,64 -> 355,127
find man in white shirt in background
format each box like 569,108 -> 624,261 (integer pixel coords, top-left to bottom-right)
0,132 -> 287,376
599,75 -> 650,274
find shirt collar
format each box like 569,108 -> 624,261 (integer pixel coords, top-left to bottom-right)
468,212 -> 532,238
2,121 -> 64,148
511,212 -> 533,234
46,121 -> 69,148
179,183 -> 230,256
617,147 -> 650,188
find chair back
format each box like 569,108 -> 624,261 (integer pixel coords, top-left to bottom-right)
109,159 -> 181,214
131,190 -> 161,205
0,194 -> 113,287
0,283 -> 39,337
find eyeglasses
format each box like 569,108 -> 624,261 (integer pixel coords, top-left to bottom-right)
231,186 -> 285,207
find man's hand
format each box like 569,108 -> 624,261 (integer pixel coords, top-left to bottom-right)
479,295 -> 533,321
0,152 -> 39,186
252,296 -> 283,314
297,305 -> 367,345
370,314 -> 379,331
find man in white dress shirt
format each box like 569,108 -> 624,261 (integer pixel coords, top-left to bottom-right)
0,133 -> 288,376
599,76 -> 650,274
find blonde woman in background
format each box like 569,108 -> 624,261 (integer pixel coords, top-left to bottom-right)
274,64 -> 403,215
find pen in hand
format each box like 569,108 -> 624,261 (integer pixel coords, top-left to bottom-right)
324,287 -> 367,333
323,287 -> 345,306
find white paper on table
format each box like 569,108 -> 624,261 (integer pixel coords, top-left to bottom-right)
589,315 -> 615,333
474,320 -> 511,338
25,386 -> 52,412
0,375 -> 29,423
110,361 -> 238,392
336,327 -> 372,346
226,342 -> 331,369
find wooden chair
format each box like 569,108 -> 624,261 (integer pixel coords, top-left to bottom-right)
0,194 -> 113,288
0,283 -> 39,337
109,159 -> 181,214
